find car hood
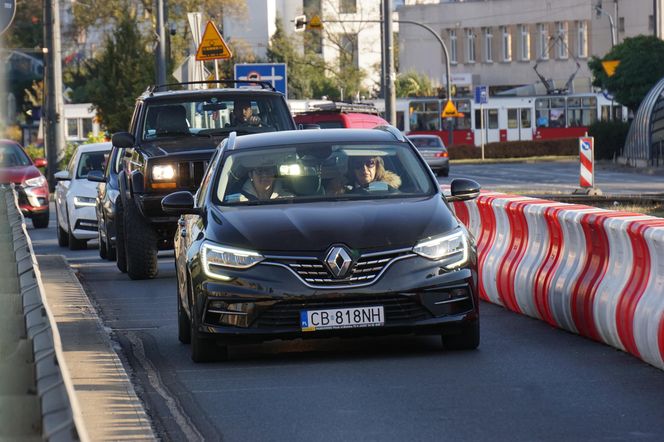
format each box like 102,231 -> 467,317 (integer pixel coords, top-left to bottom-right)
206,196 -> 459,252
0,165 -> 41,185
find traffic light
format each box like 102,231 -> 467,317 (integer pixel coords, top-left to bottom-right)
294,15 -> 306,32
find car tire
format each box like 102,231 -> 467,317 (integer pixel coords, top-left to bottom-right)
115,205 -> 127,273
98,228 -> 108,259
67,214 -> 87,251
190,308 -> 227,363
177,278 -> 192,344
56,206 -> 69,247
105,232 -> 117,261
32,211 -> 49,229
123,199 -> 158,280
442,319 -> 479,350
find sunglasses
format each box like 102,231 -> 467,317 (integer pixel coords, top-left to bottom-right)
352,159 -> 377,169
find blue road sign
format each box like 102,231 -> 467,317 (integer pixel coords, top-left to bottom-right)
234,63 -> 287,96
475,85 -> 488,104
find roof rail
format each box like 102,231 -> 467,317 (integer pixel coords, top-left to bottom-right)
304,101 -> 380,115
147,80 -> 276,94
374,125 -> 405,142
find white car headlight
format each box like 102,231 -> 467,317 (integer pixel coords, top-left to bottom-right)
74,196 -> 96,208
24,175 -> 47,187
152,164 -> 176,181
413,229 -> 469,269
201,242 -> 264,280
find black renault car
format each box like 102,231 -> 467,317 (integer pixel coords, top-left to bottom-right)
163,126 -> 481,362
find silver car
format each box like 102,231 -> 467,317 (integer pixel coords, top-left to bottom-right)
407,134 -> 450,177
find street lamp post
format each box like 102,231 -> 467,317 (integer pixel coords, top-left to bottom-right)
595,4 -> 617,48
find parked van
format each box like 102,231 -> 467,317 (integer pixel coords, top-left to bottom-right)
293,102 -> 388,129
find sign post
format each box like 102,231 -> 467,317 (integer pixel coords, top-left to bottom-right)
475,85 -> 488,160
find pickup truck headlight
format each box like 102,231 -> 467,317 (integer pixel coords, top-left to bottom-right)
74,196 -> 96,208
24,175 -> 47,187
413,229 -> 469,269
201,241 -> 264,280
152,164 -> 176,181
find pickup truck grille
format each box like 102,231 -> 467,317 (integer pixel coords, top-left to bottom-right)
177,161 -> 208,189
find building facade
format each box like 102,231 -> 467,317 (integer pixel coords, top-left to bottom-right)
397,0 -> 664,96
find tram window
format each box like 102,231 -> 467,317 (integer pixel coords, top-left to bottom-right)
396,111 -> 405,131
567,96 -> 597,127
521,109 -> 532,128
601,105 -> 611,121
613,106 -> 623,120
550,108 -> 565,127
508,109 -> 518,129
455,100 -> 472,130
409,100 -> 440,131
535,99 -> 550,127
488,109 -> 498,129
474,109 -> 482,129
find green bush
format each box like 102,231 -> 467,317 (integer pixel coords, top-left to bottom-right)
24,143 -> 78,171
587,121 -> 630,160
448,138 -> 578,160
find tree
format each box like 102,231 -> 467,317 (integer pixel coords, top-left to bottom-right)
3,0 -> 42,50
395,71 -> 436,97
76,18 -> 155,132
588,35 -> 664,112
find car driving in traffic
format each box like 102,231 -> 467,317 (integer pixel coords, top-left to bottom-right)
163,127 -> 480,362
54,142 -> 111,250
407,134 -> 450,177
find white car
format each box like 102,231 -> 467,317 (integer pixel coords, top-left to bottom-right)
54,142 -> 112,250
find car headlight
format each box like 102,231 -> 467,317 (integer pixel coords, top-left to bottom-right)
74,196 -> 96,208
201,241 -> 264,280
152,164 -> 176,181
24,175 -> 47,187
413,229 -> 469,269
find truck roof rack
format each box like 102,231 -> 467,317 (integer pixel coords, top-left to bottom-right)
303,102 -> 380,115
147,80 -> 276,94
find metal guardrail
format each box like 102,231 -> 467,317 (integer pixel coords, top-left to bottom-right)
1,186 -> 86,441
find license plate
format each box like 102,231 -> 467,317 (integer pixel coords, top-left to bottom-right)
300,306 -> 384,332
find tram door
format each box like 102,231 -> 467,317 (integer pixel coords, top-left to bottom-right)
474,107 -> 500,143
506,108 -> 533,141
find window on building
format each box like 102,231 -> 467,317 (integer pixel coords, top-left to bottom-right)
339,33 -> 358,69
556,22 -> 568,59
537,23 -> 548,59
82,118 -> 93,138
484,27 -> 493,62
449,29 -> 458,64
618,17 -> 625,32
577,21 -> 588,58
67,119 -> 78,139
519,24 -> 530,60
501,26 -> 511,62
465,29 -> 476,63
340,0 -> 357,14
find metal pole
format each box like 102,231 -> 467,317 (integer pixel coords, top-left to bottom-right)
155,0 -> 167,85
383,0 -> 396,125
480,104 -> 485,160
44,0 -> 65,190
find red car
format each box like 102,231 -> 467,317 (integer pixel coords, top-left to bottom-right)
0,139 -> 50,228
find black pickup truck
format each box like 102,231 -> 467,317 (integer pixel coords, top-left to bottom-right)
112,81 -> 296,279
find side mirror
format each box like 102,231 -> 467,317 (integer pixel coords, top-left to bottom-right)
87,170 -> 105,183
112,131 -> 135,148
33,158 -> 47,168
447,178 -> 480,202
54,170 -> 71,181
161,191 -> 200,215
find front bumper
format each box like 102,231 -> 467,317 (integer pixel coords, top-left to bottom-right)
192,254 -> 478,344
71,205 -> 99,239
17,185 -> 49,217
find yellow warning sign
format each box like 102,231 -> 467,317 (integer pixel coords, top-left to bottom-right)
196,21 -> 233,61
442,100 -> 459,118
307,15 -> 323,30
601,60 -> 620,77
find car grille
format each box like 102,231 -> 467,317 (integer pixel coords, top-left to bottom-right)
176,160 -> 208,189
255,295 -> 431,328
269,249 -> 414,287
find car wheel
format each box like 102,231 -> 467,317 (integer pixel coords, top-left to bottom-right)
115,205 -> 127,273
442,319 -> 479,350
190,308 -> 227,363
98,227 -> 108,259
177,277 -> 191,344
56,206 -> 69,247
67,214 -> 87,250
105,231 -> 117,261
123,199 -> 158,280
32,210 -> 49,229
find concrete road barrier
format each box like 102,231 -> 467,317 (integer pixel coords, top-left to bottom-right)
451,192 -> 664,371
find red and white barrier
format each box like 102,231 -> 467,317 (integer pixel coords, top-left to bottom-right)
451,192 -> 664,371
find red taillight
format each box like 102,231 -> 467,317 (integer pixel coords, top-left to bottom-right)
436,151 -> 448,158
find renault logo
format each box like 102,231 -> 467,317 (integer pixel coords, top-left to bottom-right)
324,246 -> 353,279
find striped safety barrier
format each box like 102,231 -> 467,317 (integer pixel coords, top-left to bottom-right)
451,192 -> 664,371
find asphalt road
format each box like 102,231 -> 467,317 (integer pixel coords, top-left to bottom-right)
28,185 -> 664,441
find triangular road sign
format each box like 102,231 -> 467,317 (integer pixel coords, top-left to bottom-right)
196,21 -> 233,61
307,15 -> 323,30
442,100 -> 459,117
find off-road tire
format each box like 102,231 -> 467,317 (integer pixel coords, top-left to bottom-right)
32,211 -> 49,229
123,198 -> 158,280
56,206 -> 68,247
442,319 -> 480,350
115,204 -> 127,273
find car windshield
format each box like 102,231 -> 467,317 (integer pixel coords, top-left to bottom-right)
77,151 -> 108,179
141,94 -> 292,140
409,137 -> 444,149
215,142 -> 437,205
0,143 -> 32,167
